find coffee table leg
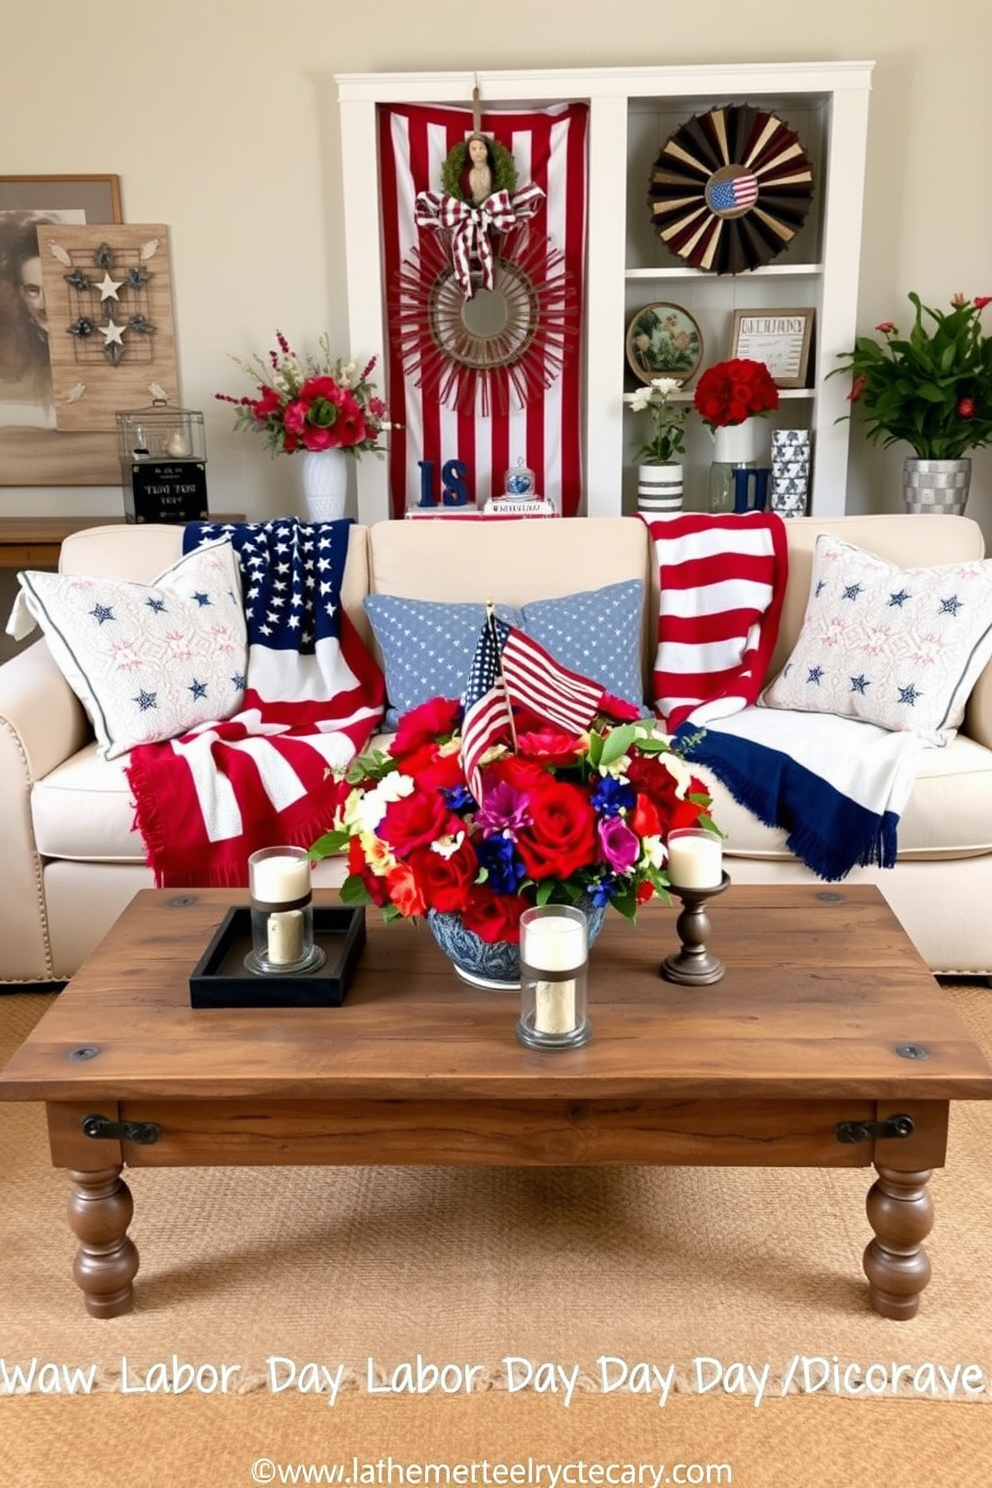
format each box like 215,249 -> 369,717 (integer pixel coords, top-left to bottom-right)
863,1164 -> 933,1319
67,1165 -> 140,1317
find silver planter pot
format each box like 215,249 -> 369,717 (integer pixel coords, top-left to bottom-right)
903,457 -> 971,515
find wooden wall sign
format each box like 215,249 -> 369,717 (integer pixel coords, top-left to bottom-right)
37,223 -> 178,433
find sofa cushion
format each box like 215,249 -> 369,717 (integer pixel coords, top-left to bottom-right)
762,535 -> 992,742
364,580 -> 644,723
32,744 -> 145,862
10,537 -> 247,760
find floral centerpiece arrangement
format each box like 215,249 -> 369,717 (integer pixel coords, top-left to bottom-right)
623,376 -> 689,465
692,356 -> 780,430
216,330 -> 388,455
311,695 -> 718,947
832,292 -> 992,459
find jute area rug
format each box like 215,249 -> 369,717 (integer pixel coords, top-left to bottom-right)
3,986 -> 992,1487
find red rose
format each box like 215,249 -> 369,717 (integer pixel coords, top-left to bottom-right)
516,778 -> 597,880
283,398 -> 309,435
408,841 -> 477,913
391,697 -> 461,757
461,884 -> 525,944
485,754 -> 549,792
515,726 -> 586,767
974,296 -> 992,310
385,862 -> 426,918
630,791 -> 662,838
381,788 -> 460,856
395,743 -> 466,794
958,398 -> 975,418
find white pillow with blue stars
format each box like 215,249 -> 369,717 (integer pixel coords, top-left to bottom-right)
761,534 -> 992,741
7,536 -> 247,760
364,581 -> 645,728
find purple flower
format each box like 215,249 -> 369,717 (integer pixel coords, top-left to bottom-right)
597,816 -> 639,874
475,780 -> 531,838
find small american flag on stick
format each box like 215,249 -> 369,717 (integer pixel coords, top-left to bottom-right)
460,605 -> 610,800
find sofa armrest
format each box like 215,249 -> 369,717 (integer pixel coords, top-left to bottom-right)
0,641 -> 92,982
964,662 -> 992,751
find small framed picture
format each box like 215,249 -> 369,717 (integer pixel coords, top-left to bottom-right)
729,308 -> 815,389
625,302 -> 703,386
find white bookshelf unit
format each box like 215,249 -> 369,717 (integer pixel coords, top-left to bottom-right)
336,62 -> 873,522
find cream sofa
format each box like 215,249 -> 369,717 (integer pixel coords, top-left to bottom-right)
2,513 -> 991,987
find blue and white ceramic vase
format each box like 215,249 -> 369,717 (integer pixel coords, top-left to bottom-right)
427,898 -> 607,990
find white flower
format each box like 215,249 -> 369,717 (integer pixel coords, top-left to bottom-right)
649,377 -> 681,397
640,834 -> 667,871
598,753 -> 632,780
623,388 -> 652,413
430,829 -> 465,860
658,750 -> 695,799
348,771 -> 415,834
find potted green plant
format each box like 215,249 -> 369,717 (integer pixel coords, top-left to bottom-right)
833,292 -> 992,513
623,376 -> 690,514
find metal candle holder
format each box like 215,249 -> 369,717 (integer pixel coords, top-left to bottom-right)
661,872 -> 731,985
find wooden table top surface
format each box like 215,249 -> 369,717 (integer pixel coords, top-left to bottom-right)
3,885 -> 991,1104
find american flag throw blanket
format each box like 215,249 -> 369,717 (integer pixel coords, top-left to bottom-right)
126,519 -> 384,887
643,511 -> 788,731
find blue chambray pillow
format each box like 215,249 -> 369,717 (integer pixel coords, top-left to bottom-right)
518,581 -> 644,709
364,580 -> 645,728
363,597 -> 522,728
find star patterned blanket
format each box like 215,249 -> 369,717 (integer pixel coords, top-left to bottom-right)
126,518 -> 384,887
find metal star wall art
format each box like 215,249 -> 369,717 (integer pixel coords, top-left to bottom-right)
36,223 -> 178,430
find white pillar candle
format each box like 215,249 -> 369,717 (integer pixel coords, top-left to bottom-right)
534,979 -> 576,1036
667,830 -> 723,890
251,852 -> 311,905
267,909 -> 304,965
523,914 -> 586,971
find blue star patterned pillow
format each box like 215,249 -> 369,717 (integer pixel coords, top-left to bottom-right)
6,536 -> 247,759
761,535 -> 992,741
364,580 -> 645,727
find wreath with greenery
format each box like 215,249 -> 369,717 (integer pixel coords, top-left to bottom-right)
441,135 -> 518,203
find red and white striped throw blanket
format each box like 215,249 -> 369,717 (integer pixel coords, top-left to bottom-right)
126,519 -> 385,887
642,511 -> 789,730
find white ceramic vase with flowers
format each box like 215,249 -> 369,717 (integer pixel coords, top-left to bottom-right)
216,331 -> 389,521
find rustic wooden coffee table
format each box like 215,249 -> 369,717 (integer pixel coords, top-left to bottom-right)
2,884 -> 990,1322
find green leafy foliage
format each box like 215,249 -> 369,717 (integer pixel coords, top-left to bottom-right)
832,293 -> 992,459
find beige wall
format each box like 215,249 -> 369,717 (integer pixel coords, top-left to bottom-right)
1,0 -> 990,542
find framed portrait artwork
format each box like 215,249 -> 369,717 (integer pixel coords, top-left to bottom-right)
625,302 -> 703,386
729,308 -> 815,389
0,175 -> 123,485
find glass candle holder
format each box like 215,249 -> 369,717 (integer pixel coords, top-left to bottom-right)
246,846 -> 324,975
516,905 -> 591,1050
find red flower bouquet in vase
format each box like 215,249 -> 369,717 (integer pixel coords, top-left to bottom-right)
216,331 -> 389,521
311,692 -> 719,990
693,357 -> 779,513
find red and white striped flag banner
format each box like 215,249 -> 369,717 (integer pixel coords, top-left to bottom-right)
379,101 -> 588,516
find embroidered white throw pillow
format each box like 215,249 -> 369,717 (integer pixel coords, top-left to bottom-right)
7,536 -> 247,759
761,535 -> 992,742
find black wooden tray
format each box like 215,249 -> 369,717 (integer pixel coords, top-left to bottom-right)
189,905 -> 366,1009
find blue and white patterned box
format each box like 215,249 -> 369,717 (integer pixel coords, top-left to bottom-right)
771,429 -> 811,517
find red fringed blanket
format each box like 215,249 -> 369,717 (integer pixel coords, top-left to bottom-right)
642,511 -> 789,730
126,519 -> 384,887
